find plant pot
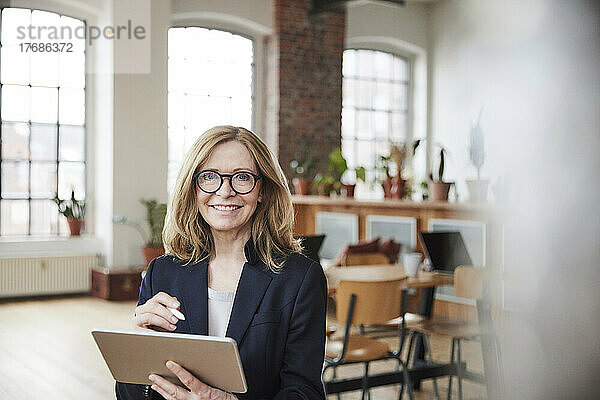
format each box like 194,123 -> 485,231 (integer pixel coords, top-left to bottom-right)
429,181 -> 453,201
382,177 -> 393,199
390,176 -> 405,199
292,178 -> 312,195
341,183 -> 355,198
316,182 -> 333,196
142,246 -> 165,266
67,218 -> 84,236
466,179 -> 489,203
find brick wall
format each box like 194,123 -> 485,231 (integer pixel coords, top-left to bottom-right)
266,0 -> 345,186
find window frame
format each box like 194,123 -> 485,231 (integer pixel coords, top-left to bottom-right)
341,47 -> 413,195
0,6 -> 88,237
166,25 -> 256,192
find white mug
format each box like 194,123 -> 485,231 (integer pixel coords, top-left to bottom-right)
402,252 -> 422,276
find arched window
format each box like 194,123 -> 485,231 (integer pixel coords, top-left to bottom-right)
0,8 -> 86,236
341,49 -> 410,197
167,27 -> 254,192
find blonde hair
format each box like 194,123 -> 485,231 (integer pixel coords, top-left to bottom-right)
163,125 -> 302,271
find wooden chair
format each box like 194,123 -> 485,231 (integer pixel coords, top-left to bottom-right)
342,252 -> 391,266
323,279 -> 414,400
405,266 -> 502,400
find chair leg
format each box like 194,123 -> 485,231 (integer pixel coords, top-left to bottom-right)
457,339 -> 463,400
422,334 -> 440,400
361,362 -> 370,400
397,359 -> 414,400
405,331 -> 417,368
447,338 -> 456,400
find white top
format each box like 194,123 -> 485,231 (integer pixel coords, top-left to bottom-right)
207,287 -> 236,337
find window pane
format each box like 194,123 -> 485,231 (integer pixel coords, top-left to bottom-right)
31,10 -> 60,41
341,139 -> 355,167
1,45 -> 30,85
59,125 -> 85,161
1,85 -> 30,122
168,27 -> 187,59
373,51 -> 393,80
31,87 -> 58,123
31,51 -> 60,87
356,110 -> 373,140
342,79 -> 355,108
341,108 -> 355,138
1,122 -> 30,159
30,123 -> 57,161
30,199 -> 58,235
356,140 -> 374,169
58,161 -> 85,199
168,57 -> 185,91
59,51 -> 85,88
60,16 -> 86,53
373,82 -> 390,110
59,88 -> 85,125
393,56 -> 409,81
1,161 -> 29,198
357,80 -> 373,109
31,162 -> 57,198
391,112 -> 407,141
393,83 -> 408,111
342,49 -> 356,77
373,111 -> 389,139
1,8 -> 31,46
168,128 -> 184,164
168,91 -> 185,129
357,50 -> 374,78
0,200 -> 29,235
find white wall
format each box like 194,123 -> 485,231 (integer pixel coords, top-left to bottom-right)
430,0 -> 600,397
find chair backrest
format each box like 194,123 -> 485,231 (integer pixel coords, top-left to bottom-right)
336,279 -> 405,325
342,252 -> 390,267
454,266 -> 488,299
295,234 -> 326,262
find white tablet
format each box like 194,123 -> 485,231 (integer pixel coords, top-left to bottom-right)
92,329 -> 247,393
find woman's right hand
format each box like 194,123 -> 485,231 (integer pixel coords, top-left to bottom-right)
133,292 -> 181,332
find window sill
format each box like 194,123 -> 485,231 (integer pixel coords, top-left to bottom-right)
0,235 -> 103,258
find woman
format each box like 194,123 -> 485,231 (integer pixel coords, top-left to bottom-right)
116,126 -> 327,400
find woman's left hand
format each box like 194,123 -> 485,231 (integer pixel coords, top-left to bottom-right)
149,361 -> 238,400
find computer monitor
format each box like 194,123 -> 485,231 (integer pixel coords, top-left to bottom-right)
419,231 -> 473,274
295,234 -> 326,263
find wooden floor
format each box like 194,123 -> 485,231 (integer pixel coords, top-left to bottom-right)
0,296 -> 487,399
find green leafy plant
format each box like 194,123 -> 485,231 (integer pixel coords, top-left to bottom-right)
54,190 -> 85,219
113,199 -> 167,247
314,148 -> 365,195
432,145 -> 448,182
289,141 -> 317,179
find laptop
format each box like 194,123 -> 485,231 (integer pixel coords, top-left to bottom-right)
419,231 -> 473,274
296,234 -> 326,263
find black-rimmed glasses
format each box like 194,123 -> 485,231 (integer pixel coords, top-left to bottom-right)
193,170 -> 261,195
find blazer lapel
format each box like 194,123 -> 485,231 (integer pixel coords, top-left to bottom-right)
175,260 -> 208,335
226,262 -> 272,345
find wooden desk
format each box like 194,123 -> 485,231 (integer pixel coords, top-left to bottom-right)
326,265 -> 454,294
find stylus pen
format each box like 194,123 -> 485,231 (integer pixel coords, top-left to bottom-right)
167,307 -> 186,320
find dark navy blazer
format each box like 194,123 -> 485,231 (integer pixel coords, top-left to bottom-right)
115,241 -> 327,400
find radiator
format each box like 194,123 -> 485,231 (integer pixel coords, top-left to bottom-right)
0,254 -> 98,298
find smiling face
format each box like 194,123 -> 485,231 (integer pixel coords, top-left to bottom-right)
195,140 -> 262,238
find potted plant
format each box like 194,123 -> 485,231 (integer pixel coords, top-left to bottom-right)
466,108 -> 489,202
113,199 -> 168,266
375,140 -> 421,199
289,141 -> 317,195
314,148 -> 365,198
54,190 -> 85,236
428,145 -> 454,201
